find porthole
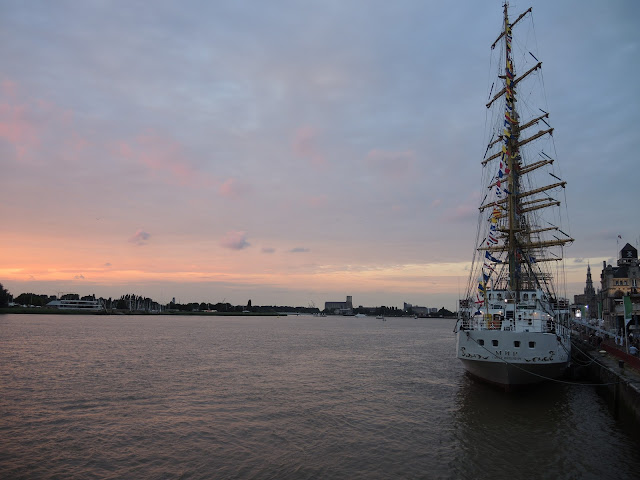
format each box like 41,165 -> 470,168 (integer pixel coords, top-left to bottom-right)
514,341 -> 521,347
478,339 -> 484,346
492,340 -> 499,346
529,341 -> 536,348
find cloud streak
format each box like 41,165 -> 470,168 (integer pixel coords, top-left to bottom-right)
129,230 -> 151,246
220,231 -> 250,250
292,126 -> 326,169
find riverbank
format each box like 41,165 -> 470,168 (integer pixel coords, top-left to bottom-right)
571,335 -> 640,430
0,307 -> 282,316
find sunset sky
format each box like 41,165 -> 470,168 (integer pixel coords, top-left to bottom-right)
1,0 -> 638,310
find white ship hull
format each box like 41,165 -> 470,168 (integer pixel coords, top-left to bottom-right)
456,329 -> 570,388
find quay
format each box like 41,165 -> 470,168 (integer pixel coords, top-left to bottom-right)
571,324 -> 640,429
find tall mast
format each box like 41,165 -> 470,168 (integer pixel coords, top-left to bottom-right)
472,4 -> 574,311
503,2 -> 520,295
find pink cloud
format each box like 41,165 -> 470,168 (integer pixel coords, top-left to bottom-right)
136,133 -> 192,183
220,230 -> 250,250
2,80 -> 17,98
365,149 -> 415,178
446,204 -> 477,222
119,130 -> 214,187
66,132 -> 90,158
441,191 -> 482,222
129,229 -> 151,246
292,126 -> 327,168
218,177 -> 248,197
308,195 -> 328,207
0,79 -> 83,163
0,103 -> 40,159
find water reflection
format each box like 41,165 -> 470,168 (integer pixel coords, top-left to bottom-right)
448,374 -> 640,480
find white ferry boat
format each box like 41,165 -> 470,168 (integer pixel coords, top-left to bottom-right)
46,299 -> 104,311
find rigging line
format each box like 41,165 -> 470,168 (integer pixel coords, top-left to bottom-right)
557,338 -> 596,366
529,8 -> 554,122
569,341 -> 607,367
570,356 -> 597,368
529,51 -> 539,62
467,206 -> 485,298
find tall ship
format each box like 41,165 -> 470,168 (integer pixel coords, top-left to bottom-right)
455,3 -> 573,388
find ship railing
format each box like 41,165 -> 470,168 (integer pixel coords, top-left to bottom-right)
460,317 -> 557,333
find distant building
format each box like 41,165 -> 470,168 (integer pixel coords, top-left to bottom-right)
600,243 -> 640,331
325,296 -> 353,315
573,263 -> 598,319
403,302 -> 440,317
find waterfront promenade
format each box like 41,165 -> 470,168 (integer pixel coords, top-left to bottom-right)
572,325 -> 640,427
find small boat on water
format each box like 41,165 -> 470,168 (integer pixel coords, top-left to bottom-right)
455,3 -> 573,389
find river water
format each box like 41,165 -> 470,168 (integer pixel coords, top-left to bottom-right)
1,314 -> 639,479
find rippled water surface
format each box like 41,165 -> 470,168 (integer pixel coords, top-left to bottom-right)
1,314 -> 639,479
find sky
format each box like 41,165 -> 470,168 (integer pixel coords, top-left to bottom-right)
1,0 -> 638,310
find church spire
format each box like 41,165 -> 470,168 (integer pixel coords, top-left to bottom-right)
584,262 -> 595,297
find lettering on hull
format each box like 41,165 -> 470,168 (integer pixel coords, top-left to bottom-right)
524,351 -> 555,363
496,350 -> 522,360
459,347 -> 489,360
460,347 -> 562,363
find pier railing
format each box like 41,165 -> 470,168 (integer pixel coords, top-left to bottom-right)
571,318 -> 640,363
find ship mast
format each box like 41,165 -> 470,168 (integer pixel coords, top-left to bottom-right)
503,2 -> 520,295
471,4 -> 574,312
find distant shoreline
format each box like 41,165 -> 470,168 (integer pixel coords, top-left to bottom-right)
0,308 -> 283,316
0,308 -> 456,318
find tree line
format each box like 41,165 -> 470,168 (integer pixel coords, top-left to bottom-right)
0,283 -> 322,314
0,283 -> 452,316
